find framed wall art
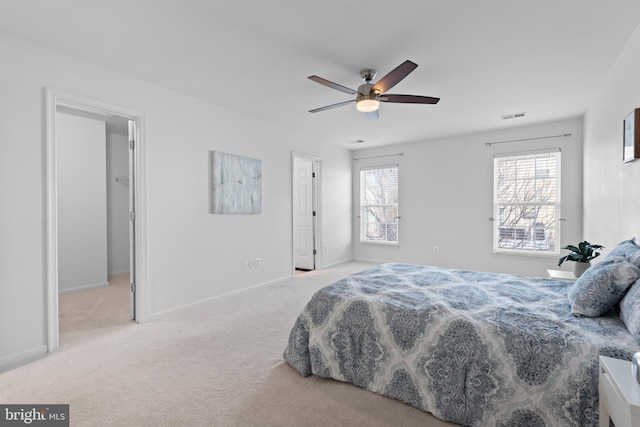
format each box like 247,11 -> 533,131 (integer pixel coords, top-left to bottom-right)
209,151 -> 262,214
623,108 -> 640,163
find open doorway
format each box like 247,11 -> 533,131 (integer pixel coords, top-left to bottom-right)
292,152 -> 322,275
45,89 -> 144,352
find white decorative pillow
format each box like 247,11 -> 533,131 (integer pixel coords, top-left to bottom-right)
567,257 -> 640,317
620,278 -> 640,338
605,238 -> 640,268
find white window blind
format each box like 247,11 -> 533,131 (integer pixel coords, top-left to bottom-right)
493,149 -> 561,254
360,165 -> 398,244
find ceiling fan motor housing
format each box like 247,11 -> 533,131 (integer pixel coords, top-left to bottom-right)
357,83 -> 379,100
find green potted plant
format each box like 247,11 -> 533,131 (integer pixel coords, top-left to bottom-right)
558,241 -> 604,277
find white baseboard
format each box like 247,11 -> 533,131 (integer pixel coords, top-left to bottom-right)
58,281 -> 109,295
147,275 -> 291,321
0,345 -> 47,371
108,269 -> 130,278
352,257 -> 392,265
321,258 -> 355,269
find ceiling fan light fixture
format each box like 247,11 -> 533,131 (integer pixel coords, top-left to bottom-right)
356,94 -> 379,112
356,99 -> 379,112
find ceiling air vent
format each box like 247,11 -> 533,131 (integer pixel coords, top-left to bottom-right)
501,112 -> 526,120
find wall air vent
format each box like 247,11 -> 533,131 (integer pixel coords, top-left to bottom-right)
501,112 -> 526,120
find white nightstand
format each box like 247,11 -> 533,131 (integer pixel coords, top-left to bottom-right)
599,356 -> 640,427
546,269 -> 578,281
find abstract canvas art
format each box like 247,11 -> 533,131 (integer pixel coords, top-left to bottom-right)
209,151 -> 262,214
624,108 -> 640,163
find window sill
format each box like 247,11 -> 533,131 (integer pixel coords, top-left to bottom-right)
359,241 -> 399,247
493,250 -> 559,259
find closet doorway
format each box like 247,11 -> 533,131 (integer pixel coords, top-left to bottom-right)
45,90 -> 144,352
292,153 -> 322,274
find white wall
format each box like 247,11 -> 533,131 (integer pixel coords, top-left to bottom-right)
353,117 -> 585,278
0,33 -> 352,367
106,131 -> 130,276
584,24 -> 640,250
56,112 -> 108,293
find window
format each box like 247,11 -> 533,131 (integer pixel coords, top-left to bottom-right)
493,150 -> 560,254
360,165 -> 398,244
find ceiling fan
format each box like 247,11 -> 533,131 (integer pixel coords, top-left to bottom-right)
308,60 -> 440,121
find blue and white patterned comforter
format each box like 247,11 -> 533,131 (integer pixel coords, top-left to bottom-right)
283,263 -> 640,426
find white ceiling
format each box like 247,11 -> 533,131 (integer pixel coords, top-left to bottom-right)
1,1 -> 639,149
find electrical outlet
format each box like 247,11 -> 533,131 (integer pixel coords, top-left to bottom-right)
433,246 -> 440,254
244,258 -> 261,270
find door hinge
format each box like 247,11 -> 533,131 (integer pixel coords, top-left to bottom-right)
130,282 -> 136,293
312,211 -> 316,216
312,172 -> 315,178
129,211 -> 136,221
313,249 -> 317,255
129,139 -> 135,150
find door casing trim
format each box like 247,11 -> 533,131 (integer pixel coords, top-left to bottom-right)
45,88 -> 147,352
291,152 -> 322,275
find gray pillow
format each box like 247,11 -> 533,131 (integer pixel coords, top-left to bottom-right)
620,278 -> 640,338
605,238 -> 640,268
567,257 -> 640,317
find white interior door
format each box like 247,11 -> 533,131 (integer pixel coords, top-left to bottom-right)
56,113 -> 108,293
128,120 -> 137,320
293,157 -> 315,270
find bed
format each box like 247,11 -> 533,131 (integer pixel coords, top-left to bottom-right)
283,254 -> 640,426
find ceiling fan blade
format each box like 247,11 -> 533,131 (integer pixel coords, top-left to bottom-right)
371,60 -> 418,94
380,94 -> 440,104
309,99 -> 355,113
366,110 -> 379,121
308,75 -> 358,95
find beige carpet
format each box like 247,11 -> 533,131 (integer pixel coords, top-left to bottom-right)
58,273 -> 134,348
0,263 -> 456,427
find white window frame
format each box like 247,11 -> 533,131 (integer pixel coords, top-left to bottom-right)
493,149 -> 561,256
359,164 -> 399,245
